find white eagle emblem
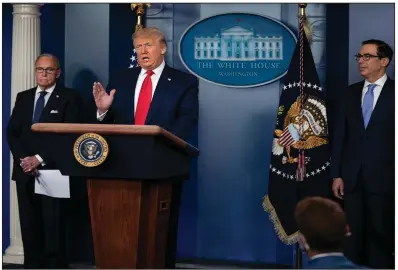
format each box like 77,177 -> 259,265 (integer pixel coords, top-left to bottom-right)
83,141 -> 99,160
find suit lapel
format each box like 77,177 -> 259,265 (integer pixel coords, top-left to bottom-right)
27,87 -> 37,123
145,65 -> 172,124
128,68 -> 141,124
366,77 -> 394,129
352,81 -> 366,132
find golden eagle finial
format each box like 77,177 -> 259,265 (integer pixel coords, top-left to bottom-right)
131,3 -> 151,31
298,3 -> 312,43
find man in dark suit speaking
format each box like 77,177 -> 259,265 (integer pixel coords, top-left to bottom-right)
93,27 -> 199,141
331,39 -> 394,268
92,27 -> 199,268
7,54 -> 82,268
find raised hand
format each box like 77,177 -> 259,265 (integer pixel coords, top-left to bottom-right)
93,82 -> 116,114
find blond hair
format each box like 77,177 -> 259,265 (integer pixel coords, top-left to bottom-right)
133,27 -> 166,46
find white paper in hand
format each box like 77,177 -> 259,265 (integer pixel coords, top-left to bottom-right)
34,170 -> 70,198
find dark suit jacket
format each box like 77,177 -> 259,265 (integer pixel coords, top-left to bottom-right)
7,84 -> 82,182
307,255 -> 364,269
331,77 -> 394,193
101,65 -> 199,141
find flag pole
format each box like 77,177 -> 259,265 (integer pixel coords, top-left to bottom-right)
296,2 -> 308,183
295,4 -> 306,269
131,3 -> 150,31
295,247 -> 303,269
129,3 -> 150,68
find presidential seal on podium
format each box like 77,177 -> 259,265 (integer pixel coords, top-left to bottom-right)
74,133 -> 109,167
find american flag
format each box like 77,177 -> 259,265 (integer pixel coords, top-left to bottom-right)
129,48 -> 139,68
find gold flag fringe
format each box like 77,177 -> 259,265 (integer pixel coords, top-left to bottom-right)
262,195 -> 298,245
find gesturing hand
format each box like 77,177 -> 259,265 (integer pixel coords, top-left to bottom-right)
93,82 -> 116,114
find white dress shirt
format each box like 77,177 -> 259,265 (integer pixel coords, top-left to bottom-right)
361,73 -> 387,110
311,252 -> 344,260
33,83 -> 56,165
97,60 -> 166,120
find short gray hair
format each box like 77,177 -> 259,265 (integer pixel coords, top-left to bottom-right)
133,27 -> 166,46
35,53 -> 61,69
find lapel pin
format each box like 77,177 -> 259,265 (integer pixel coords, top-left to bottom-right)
168,78 -> 171,81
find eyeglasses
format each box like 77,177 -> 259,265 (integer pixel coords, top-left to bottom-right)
35,67 -> 59,74
355,54 -> 380,61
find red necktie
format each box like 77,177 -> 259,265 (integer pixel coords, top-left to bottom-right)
135,70 -> 154,125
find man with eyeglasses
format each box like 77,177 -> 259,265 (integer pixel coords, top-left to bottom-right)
7,54 -> 82,268
331,39 -> 394,268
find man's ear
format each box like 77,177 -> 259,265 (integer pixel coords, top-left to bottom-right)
161,42 -> 167,55
345,224 -> 352,237
381,57 -> 390,68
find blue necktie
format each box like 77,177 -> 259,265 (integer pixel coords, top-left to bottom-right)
362,84 -> 376,128
33,91 -> 48,123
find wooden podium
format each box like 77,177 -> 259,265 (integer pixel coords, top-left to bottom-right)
32,123 -> 199,269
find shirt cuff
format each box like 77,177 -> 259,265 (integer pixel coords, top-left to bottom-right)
35,154 -> 46,166
97,110 -> 108,121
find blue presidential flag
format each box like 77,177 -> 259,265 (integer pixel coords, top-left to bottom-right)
263,24 -> 332,245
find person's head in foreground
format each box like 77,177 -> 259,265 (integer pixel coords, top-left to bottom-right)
294,197 -> 364,269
